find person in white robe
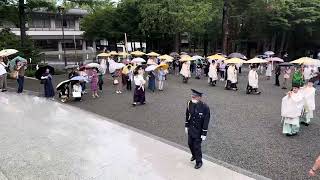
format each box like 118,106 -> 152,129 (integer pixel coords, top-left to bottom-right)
108,59 -> 116,75
100,58 -> 107,75
265,62 -> 272,79
281,85 -> 304,136
180,61 -> 191,83
247,65 -> 261,94
208,61 -> 218,86
226,64 -> 238,90
301,81 -> 316,125
303,65 -> 312,83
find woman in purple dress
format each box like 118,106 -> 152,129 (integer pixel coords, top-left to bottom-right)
90,68 -> 99,98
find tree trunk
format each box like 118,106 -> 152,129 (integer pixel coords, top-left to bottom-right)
174,33 -> 180,53
203,33 -> 208,57
270,33 -> 277,52
222,0 -> 229,55
279,31 -> 287,56
19,0 -> 26,48
139,38 -> 143,51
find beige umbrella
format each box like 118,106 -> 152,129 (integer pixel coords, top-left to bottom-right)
290,57 -> 319,65
244,58 -> 268,64
146,52 -> 160,57
207,54 -> 226,61
224,58 -> 246,64
130,51 -> 145,56
179,55 -> 194,62
0,49 -> 18,56
118,52 -> 129,57
109,51 -> 118,56
97,53 -> 110,57
159,54 -> 174,62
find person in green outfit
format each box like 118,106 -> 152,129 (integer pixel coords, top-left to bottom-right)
292,67 -> 304,88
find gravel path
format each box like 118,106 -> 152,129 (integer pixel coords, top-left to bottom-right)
6,69 -> 320,180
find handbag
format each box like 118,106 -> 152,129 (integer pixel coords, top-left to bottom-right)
10,70 -> 18,79
72,91 -> 81,98
113,79 -> 119,85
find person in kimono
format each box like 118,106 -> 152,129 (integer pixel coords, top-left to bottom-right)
281,84 -> 304,136
292,67 -> 304,88
90,68 -> 99,98
301,81 -> 316,126
41,68 -> 55,99
266,62 -> 272,80
226,64 -> 238,91
180,61 -> 191,83
247,65 -> 261,94
158,67 -> 166,91
148,70 -> 156,92
282,67 -> 291,89
133,66 -> 146,106
208,60 -> 218,86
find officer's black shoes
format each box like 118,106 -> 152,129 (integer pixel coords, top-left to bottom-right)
190,156 -> 196,161
194,162 -> 203,169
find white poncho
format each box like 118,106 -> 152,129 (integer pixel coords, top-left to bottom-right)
180,62 -> 191,78
302,86 -> 316,111
227,65 -> 237,83
208,63 -> 218,81
248,69 -> 259,88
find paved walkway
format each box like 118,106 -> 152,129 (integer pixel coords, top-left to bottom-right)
0,93 -> 256,180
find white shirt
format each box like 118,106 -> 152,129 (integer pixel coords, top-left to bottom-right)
0,62 -> 7,75
134,75 -> 145,86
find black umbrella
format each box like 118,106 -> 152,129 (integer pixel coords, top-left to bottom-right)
35,65 -> 55,80
56,80 -> 71,90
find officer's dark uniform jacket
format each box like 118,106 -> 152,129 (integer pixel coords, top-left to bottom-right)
185,100 -> 210,138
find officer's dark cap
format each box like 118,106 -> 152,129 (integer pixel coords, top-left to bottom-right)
191,89 -> 203,97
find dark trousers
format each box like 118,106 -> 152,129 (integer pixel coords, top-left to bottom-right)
188,135 -> 202,163
239,67 -> 242,74
275,74 -> 280,86
127,80 -> 132,90
98,80 -> 103,91
219,71 -> 224,79
17,75 -> 24,93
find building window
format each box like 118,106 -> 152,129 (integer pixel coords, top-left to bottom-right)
34,40 -> 59,51
55,18 -> 75,29
63,40 -> 83,50
29,18 -> 51,28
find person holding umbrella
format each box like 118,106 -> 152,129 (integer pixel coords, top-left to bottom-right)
208,60 -> 218,86
133,65 -> 146,106
90,68 -> 99,98
56,80 -> 70,103
14,60 -> 27,93
0,56 -> 8,92
40,68 -> 55,99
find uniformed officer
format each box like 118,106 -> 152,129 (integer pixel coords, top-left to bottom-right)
185,89 -> 211,169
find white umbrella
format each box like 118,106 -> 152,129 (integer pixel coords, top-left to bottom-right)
192,55 -> 204,60
114,63 -> 126,70
131,57 -> 146,63
0,49 -> 18,56
244,58 -> 268,64
145,65 -> 157,72
264,51 -> 275,56
85,63 -> 103,72
266,57 -> 284,62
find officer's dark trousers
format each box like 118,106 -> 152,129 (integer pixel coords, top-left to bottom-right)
188,135 -> 202,163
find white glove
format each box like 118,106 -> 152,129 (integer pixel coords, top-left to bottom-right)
201,135 -> 206,141
185,128 -> 188,135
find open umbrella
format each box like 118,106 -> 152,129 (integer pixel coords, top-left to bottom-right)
179,55 -> 194,62
118,52 -> 129,57
114,63 -> 126,70
279,62 -> 294,67
145,65 -> 157,72
192,55 -> 204,60
109,51 -> 118,56
170,52 -> 179,57
146,52 -> 160,57
290,57 -> 319,65
225,58 -> 246,64
35,65 -> 55,80
228,53 -> 247,59
70,76 -> 88,82
64,64 -> 79,69
159,54 -> 174,61
157,64 -> 169,70
9,56 -> 27,70
244,58 -> 268,64
130,51 -> 145,56
264,51 -> 275,56
207,54 -> 226,61
97,53 -> 110,57
256,55 -> 268,59
131,57 -> 146,63
85,63 -> 103,71
0,49 -> 18,56
56,80 -> 71,90
266,57 -> 284,62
